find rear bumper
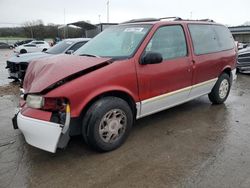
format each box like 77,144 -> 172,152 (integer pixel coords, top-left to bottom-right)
17,112 -> 62,153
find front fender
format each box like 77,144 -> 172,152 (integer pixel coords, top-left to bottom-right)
44,60 -> 139,117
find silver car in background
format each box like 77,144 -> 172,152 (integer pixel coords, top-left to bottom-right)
237,46 -> 250,73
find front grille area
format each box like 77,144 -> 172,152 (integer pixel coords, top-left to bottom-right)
6,61 -> 19,73
238,53 -> 250,58
238,56 -> 250,63
20,62 -> 28,71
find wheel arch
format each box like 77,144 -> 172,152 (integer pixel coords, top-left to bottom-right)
79,90 -> 137,120
20,49 -> 27,53
221,66 -> 233,83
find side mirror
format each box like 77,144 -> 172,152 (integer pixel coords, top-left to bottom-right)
65,50 -> 74,54
140,52 -> 163,65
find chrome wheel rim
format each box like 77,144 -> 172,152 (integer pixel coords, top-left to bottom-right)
219,79 -> 229,99
99,109 -> 127,143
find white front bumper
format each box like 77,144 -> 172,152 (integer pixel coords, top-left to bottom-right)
17,113 -> 62,153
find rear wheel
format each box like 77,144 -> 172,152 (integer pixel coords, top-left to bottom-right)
82,97 -> 133,152
42,48 -> 47,52
208,73 -> 231,104
20,49 -> 27,54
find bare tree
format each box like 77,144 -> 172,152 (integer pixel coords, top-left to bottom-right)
243,21 -> 250,26
23,20 -> 46,39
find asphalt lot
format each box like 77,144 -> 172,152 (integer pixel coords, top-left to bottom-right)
0,49 -> 250,188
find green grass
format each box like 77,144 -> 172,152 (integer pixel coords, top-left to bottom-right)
0,37 -> 28,40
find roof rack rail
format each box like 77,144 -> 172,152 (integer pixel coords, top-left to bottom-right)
179,18 -> 215,22
121,17 -> 214,24
122,18 -> 159,24
159,17 -> 182,21
198,19 -> 214,22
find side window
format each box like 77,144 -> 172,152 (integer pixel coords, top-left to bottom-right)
144,25 -> 187,60
35,42 -> 44,44
213,25 -> 235,51
188,24 -> 219,55
188,24 -> 234,55
68,42 -> 87,52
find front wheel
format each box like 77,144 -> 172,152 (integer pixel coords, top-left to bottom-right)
208,73 -> 231,104
82,97 -> 133,152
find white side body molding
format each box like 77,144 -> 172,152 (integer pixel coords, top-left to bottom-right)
136,78 -> 219,119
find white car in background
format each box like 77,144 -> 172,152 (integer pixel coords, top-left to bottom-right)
14,41 -> 51,54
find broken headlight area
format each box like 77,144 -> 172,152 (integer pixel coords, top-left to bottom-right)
26,95 -> 70,125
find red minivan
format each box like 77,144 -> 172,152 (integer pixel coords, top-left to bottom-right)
13,18 -> 237,153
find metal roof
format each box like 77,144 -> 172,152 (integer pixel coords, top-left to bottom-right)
67,21 -> 97,30
229,26 -> 250,34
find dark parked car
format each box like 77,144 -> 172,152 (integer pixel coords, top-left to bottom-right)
237,47 -> 250,73
6,38 -> 90,81
0,42 -> 11,49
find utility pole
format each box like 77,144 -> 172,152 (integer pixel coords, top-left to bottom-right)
98,15 -> 101,23
64,8 -> 66,39
107,0 -> 109,23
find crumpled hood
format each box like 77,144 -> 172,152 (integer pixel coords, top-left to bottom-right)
23,54 -> 111,93
8,52 -> 52,63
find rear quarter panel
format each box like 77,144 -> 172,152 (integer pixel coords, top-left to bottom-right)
192,49 -> 237,84
184,22 -> 237,83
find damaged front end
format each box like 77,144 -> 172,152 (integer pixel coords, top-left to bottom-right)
6,61 -> 28,81
14,93 -> 71,153
13,55 -> 112,153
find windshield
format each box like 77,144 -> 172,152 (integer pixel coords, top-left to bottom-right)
74,24 -> 152,58
46,40 -> 73,54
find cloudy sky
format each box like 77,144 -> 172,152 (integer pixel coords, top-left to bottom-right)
0,0 -> 249,27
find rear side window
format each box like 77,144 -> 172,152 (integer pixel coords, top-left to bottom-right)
213,25 -> 235,51
68,41 -> 88,52
145,25 -> 187,60
35,42 -> 45,44
188,24 -> 234,55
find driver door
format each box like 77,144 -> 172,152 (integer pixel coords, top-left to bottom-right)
136,25 -> 193,117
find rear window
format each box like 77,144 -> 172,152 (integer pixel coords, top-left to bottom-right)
188,24 -> 234,55
46,41 -> 73,54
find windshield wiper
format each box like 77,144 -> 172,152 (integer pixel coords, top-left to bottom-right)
79,54 -> 99,58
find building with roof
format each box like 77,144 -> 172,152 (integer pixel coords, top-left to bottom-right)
229,26 -> 250,43
67,21 -> 117,38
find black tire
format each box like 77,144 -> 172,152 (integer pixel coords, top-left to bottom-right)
82,97 -> 133,152
42,48 -> 47,52
236,68 -> 239,73
20,49 -> 27,54
208,73 -> 231,104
